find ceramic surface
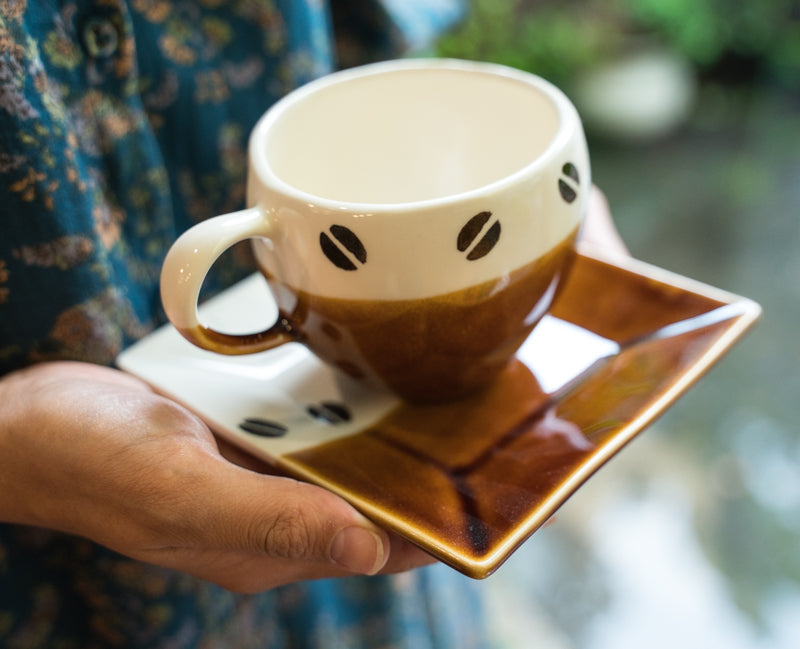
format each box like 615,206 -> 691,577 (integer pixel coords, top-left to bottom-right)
160,59 -> 587,356
117,247 -> 760,578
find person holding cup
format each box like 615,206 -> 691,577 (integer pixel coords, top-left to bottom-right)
0,1 -> 626,647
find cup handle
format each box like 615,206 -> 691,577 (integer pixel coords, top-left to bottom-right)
160,206 -> 295,355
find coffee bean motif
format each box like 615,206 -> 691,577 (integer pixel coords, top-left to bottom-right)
320,224 -> 367,271
307,401 -> 352,425
457,211 -> 501,261
558,162 -> 580,204
239,417 -> 289,438
239,400 -> 353,438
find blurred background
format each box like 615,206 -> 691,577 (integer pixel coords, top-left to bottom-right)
433,1 -> 800,647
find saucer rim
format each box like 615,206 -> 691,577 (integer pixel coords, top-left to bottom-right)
117,246 -> 761,578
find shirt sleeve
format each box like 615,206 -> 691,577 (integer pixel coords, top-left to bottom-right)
0,0 -> 467,377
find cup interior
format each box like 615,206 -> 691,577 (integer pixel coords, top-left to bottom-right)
262,63 -> 561,205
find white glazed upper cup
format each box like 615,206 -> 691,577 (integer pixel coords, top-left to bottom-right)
160,58 -> 590,402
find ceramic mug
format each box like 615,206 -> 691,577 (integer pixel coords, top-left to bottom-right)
160,58 -> 590,403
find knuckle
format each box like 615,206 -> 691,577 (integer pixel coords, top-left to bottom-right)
260,503 -> 315,560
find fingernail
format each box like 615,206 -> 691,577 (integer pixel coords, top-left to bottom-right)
330,526 -> 386,575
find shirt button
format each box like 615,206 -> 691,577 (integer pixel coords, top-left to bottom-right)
82,17 -> 120,58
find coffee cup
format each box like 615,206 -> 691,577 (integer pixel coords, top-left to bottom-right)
160,59 -> 590,403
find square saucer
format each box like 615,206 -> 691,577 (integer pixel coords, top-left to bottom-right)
117,247 -> 760,578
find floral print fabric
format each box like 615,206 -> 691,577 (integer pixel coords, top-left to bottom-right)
0,1 -> 488,647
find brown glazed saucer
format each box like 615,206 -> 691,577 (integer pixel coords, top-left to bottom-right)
118,246 -> 760,578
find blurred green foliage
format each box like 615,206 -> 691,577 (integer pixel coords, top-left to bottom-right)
436,0 -> 800,88
436,0 -> 611,86
627,0 -> 800,80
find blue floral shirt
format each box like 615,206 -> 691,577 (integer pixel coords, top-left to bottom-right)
0,1 -> 489,647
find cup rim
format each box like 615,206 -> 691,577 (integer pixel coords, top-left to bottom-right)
249,58 -> 581,213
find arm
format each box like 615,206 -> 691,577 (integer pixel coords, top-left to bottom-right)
0,361 -> 431,592
0,11 -> 430,591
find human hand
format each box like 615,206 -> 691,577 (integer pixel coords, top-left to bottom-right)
0,362 -> 432,592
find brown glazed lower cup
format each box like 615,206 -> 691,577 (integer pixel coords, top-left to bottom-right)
259,228 -> 578,403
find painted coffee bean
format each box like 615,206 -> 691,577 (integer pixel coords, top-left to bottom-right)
319,224 -> 367,271
307,401 -> 352,424
558,162 -> 580,204
239,417 -> 289,438
457,211 -> 501,261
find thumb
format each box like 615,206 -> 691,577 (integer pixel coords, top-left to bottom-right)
201,465 -> 391,576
